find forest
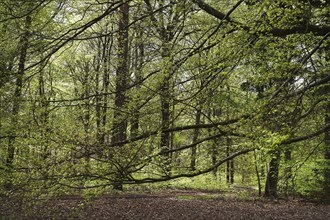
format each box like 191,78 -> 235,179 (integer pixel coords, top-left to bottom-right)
0,0 -> 330,216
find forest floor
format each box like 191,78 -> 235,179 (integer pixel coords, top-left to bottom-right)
1,189 -> 330,220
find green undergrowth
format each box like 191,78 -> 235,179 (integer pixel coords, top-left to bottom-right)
174,188 -> 259,202
1,173 -> 262,202
126,173 -> 237,192
123,173 -> 261,201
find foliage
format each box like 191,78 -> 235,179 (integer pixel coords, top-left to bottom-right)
0,0 -> 329,201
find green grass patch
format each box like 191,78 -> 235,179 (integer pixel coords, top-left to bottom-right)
176,194 -> 225,200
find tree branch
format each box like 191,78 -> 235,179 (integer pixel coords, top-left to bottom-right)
281,123 -> 330,145
127,148 -> 252,184
107,115 -> 249,147
192,0 -> 330,37
192,0 -> 229,21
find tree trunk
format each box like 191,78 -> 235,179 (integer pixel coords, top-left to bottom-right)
159,38 -> 173,174
190,108 -> 201,171
144,0 -> 177,175
254,150 -> 262,196
130,21 -> 144,138
81,65 -> 91,170
226,137 -> 234,184
101,37 -> 111,144
112,3 -> 129,144
230,158 -> 234,184
38,64 -> 50,160
264,150 -> 281,197
111,2 -> 129,190
323,85 -> 330,200
6,15 -> 31,168
160,70 -> 171,173
95,39 -> 102,143
284,148 -> 293,196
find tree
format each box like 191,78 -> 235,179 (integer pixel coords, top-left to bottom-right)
1,0 -> 329,200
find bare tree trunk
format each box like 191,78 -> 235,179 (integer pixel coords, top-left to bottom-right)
190,108 -> 201,171
230,157 -> 234,184
226,137 -> 234,184
254,150 -> 262,196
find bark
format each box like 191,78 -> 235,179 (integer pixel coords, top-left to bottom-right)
226,137 -> 234,184
230,158 -> 234,184
264,150 -> 281,197
254,150 -> 262,196
111,2 -> 129,190
321,45 -> 330,200
323,83 -> 330,200
112,2 -> 129,144
130,21 -> 144,138
81,64 -> 91,169
101,36 -> 111,143
38,65 -> 50,160
190,108 -> 201,171
81,67 -> 91,137
284,148 -> 293,196
6,15 -> 31,168
211,145 -> 217,177
158,12 -> 175,175
95,39 -> 102,143
160,66 -> 171,173
208,109 -> 220,178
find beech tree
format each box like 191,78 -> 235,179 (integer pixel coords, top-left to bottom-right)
0,0 -> 329,200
